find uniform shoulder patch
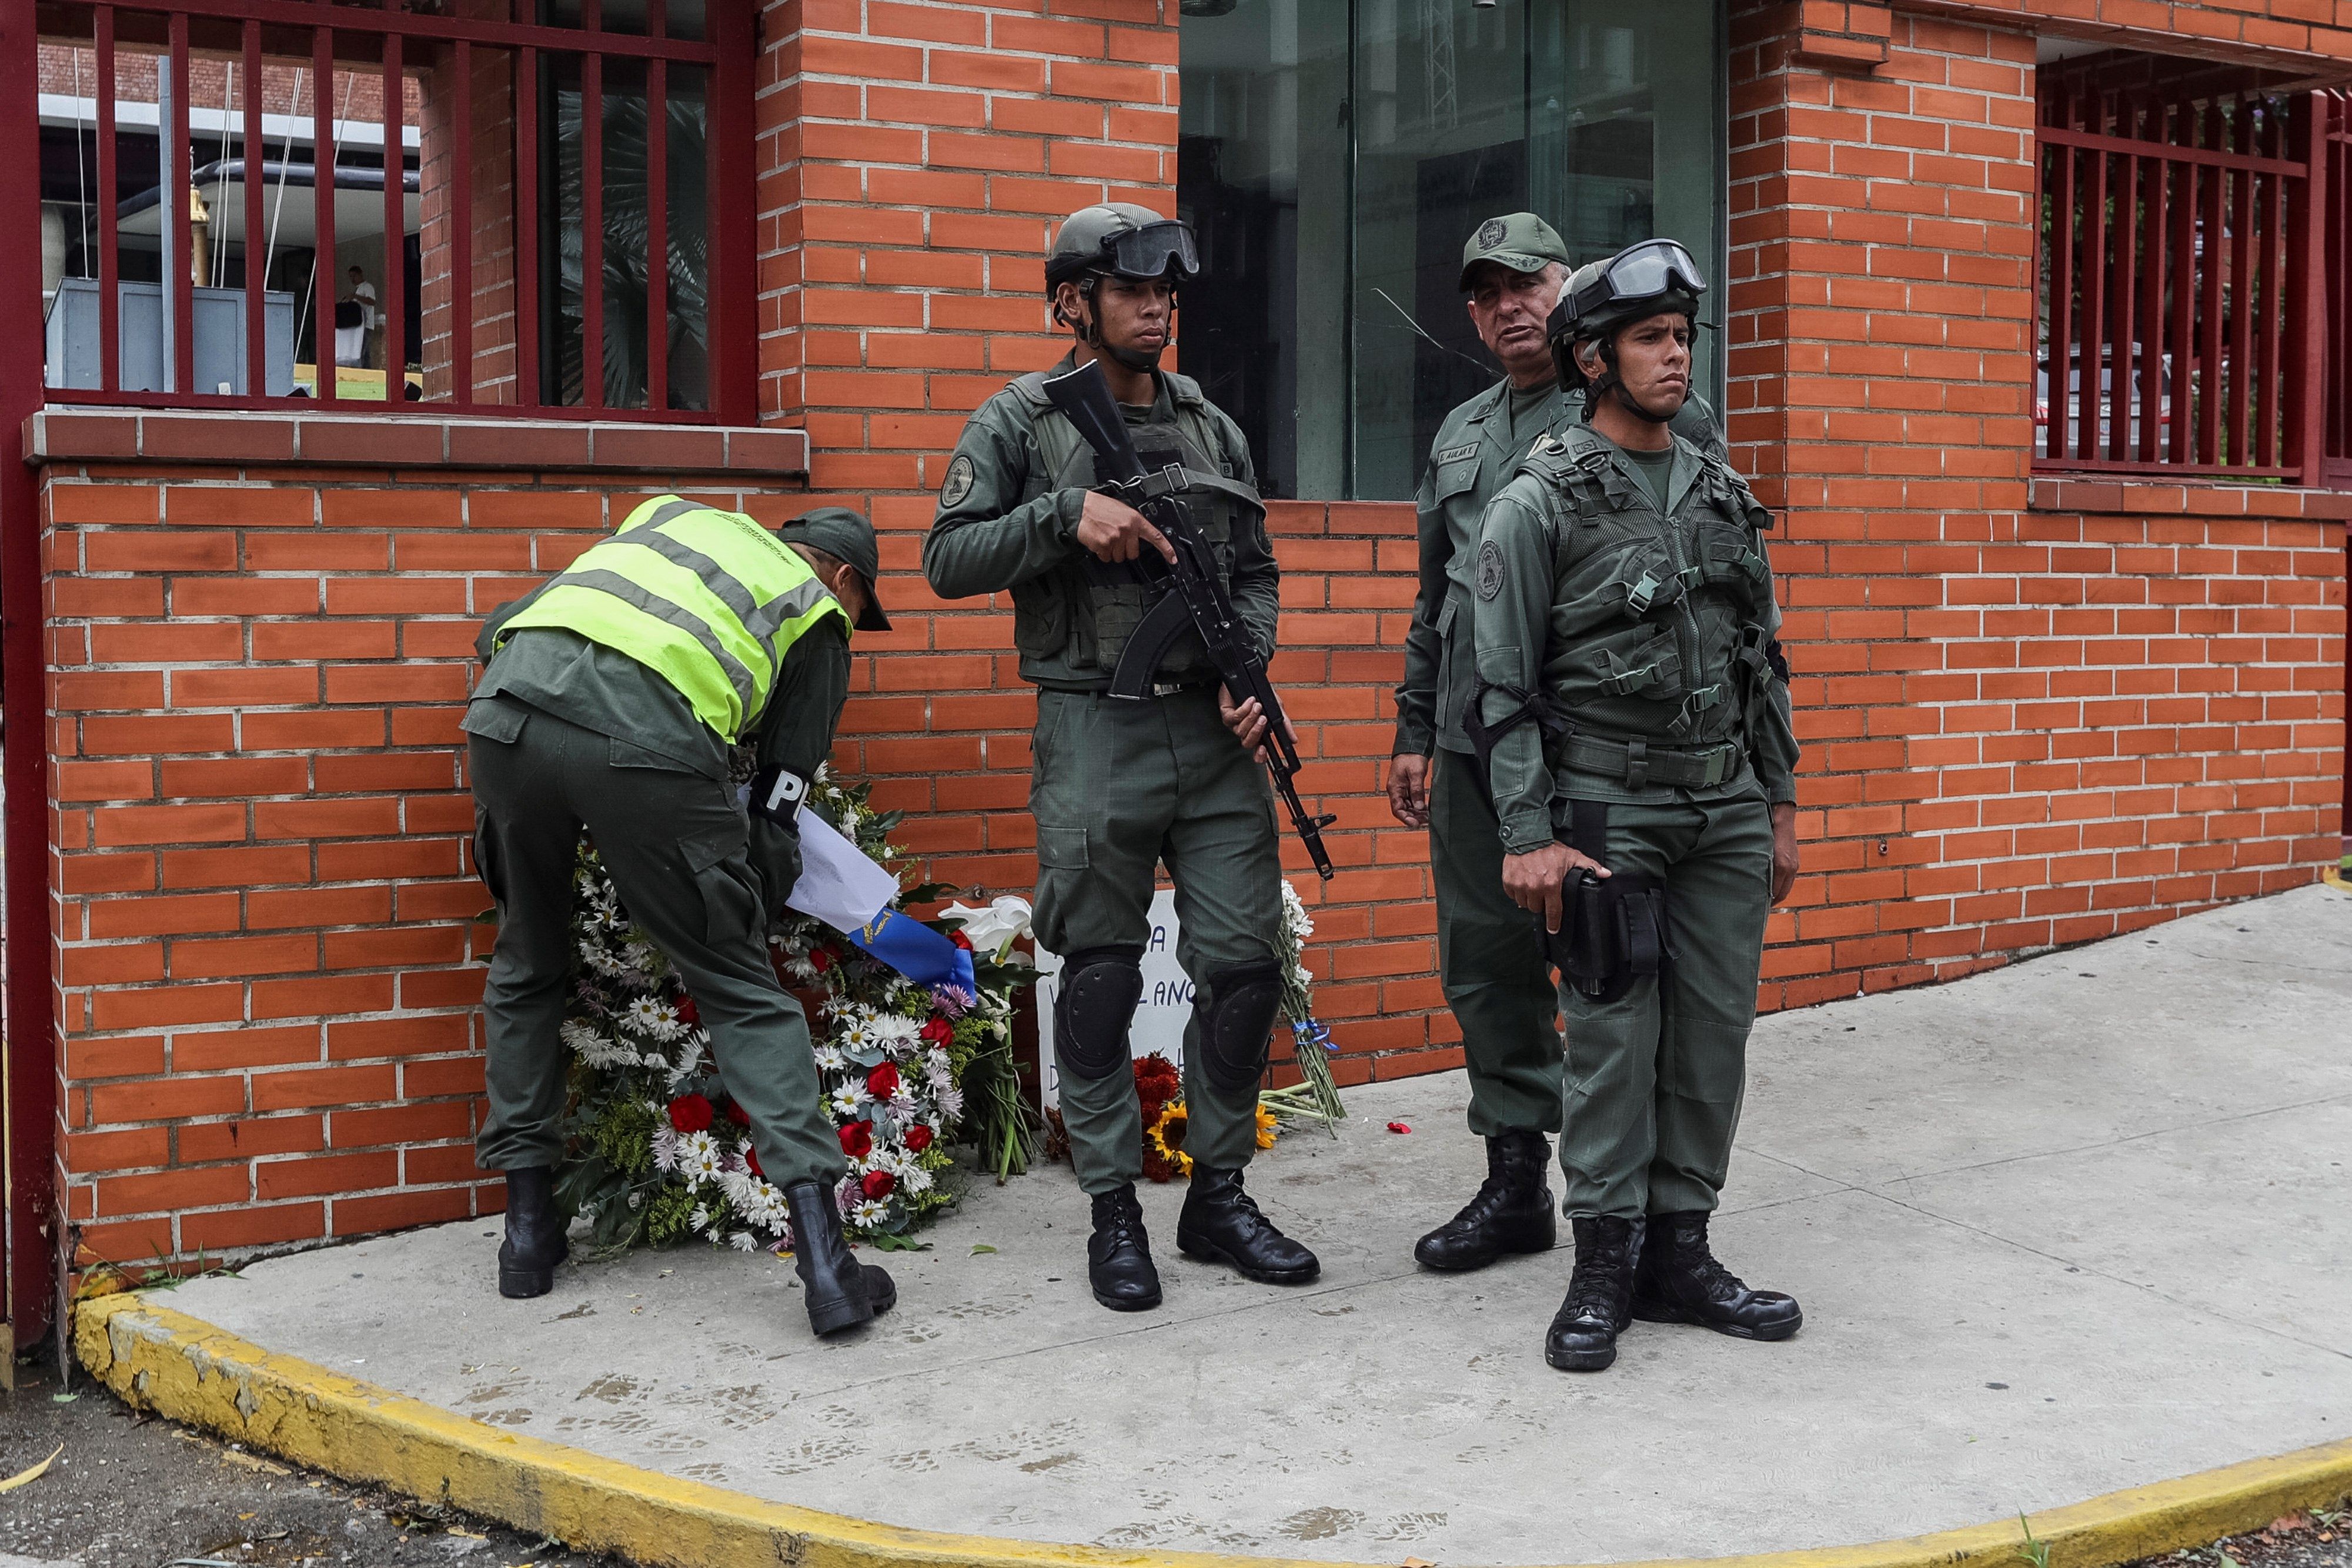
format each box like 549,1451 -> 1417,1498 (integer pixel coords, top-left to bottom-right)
938,453 -> 976,510
1435,442 -> 1480,465
1476,539 -> 1505,601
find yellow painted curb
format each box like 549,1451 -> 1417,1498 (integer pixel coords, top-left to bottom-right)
77,1291 -> 2352,1568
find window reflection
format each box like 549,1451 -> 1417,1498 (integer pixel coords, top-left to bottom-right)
1178,0 -> 1725,500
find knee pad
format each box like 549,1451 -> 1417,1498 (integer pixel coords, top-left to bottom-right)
1054,945 -> 1145,1081
1197,958 -> 1285,1094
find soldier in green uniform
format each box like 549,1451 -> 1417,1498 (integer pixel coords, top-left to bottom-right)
467,497 -> 898,1340
1394,215 -> 1727,1273
923,203 -> 1317,1313
1469,240 -> 1805,1372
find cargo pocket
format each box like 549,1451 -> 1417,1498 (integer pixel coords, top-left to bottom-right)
471,821 -> 507,908
460,696 -> 530,746
1037,826 -> 1091,871
1597,628 -> 1685,699
610,737 -> 700,773
1432,595 -> 1463,735
683,830 -> 759,947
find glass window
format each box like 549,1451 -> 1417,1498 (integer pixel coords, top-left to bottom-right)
1178,0 -> 1726,500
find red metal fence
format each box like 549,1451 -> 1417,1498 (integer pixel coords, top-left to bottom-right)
2037,79 -> 2338,487
2325,93 -> 2352,489
31,0 -> 753,421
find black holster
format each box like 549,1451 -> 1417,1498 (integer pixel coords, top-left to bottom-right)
1543,799 -> 1673,1004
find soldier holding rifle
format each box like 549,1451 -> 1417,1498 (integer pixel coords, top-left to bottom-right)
923,204 -> 1322,1313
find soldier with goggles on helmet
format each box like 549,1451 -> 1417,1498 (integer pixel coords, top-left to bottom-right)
1467,237 -> 1806,1373
923,203 -> 1319,1315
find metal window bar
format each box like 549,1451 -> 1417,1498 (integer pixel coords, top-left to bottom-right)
34,0 -> 736,422
2037,79 -> 2338,483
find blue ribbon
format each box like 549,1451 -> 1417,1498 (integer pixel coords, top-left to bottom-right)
847,906 -> 976,996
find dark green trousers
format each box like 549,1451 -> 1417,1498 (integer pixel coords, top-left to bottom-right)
1429,745 -> 1565,1136
466,698 -> 844,1191
1555,788 -> 1774,1218
1030,687 -> 1282,1195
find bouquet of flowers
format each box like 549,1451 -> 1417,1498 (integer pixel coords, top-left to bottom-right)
1258,879 -> 1346,1131
553,770 -> 1038,1254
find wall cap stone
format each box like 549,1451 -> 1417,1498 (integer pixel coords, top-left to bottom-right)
22,407 -> 809,477
2029,474 -> 2352,522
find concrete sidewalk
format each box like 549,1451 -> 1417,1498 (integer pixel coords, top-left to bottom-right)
153,885 -> 2352,1566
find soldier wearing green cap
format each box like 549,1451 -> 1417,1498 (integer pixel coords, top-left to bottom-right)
1393,215 -> 1726,1276
1469,238 -> 1805,1374
924,202 -> 1319,1315
465,495 -> 897,1341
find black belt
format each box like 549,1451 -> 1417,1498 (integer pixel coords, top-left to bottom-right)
1558,732 -> 1741,791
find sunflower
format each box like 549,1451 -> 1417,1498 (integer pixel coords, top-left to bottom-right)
1254,1102 -> 1281,1150
1145,1099 -> 1192,1180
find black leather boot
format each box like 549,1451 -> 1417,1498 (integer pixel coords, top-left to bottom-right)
497,1167 -> 569,1299
1544,1215 -> 1645,1372
1414,1129 -> 1557,1271
1631,1211 -> 1802,1340
1087,1184 -> 1163,1311
1176,1166 -> 1319,1285
784,1181 -> 897,1336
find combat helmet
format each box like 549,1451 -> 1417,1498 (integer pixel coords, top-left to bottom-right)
1548,238 -> 1706,413
1047,203 -> 1200,369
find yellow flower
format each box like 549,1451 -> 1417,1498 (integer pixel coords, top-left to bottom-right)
1254,1102 -> 1281,1150
1146,1100 -> 1192,1179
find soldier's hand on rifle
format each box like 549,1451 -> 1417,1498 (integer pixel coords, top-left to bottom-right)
1387,753 -> 1431,828
1502,842 -> 1610,934
1074,491 -> 1177,565
1218,688 -> 1295,762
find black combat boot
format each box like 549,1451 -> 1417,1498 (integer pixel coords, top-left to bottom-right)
784,1181 -> 897,1337
1631,1211 -> 1802,1340
1177,1166 -> 1319,1285
1413,1129 -> 1557,1271
1544,1215 -> 1645,1372
1087,1183 -> 1163,1311
497,1166 -> 569,1299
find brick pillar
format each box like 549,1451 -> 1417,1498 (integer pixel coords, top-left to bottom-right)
416,14 -> 523,405
747,0 -> 1179,878
1729,1 -> 2044,999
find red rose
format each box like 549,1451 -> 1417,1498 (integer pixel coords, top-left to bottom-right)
860,1169 -> 896,1200
948,929 -> 973,951
667,1094 -> 713,1134
866,1062 -> 900,1099
838,1122 -> 872,1159
746,1145 -> 763,1179
904,1124 -> 934,1154
723,1099 -> 750,1126
810,947 -> 833,972
920,1015 -> 954,1045
677,997 -> 700,1028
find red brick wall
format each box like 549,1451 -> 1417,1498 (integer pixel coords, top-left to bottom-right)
34,412 -> 804,1266
1728,3 -> 2345,1005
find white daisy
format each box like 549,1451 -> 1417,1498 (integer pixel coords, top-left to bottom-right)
870,1014 -> 924,1048
680,1131 -> 724,1183
689,1203 -> 710,1231
813,1043 -> 848,1073
729,1231 -> 759,1252
898,1162 -> 934,1195
650,1124 -> 681,1173
850,1199 -> 890,1228
828,1084 -> 868,1118
937,1085 -> 965,1119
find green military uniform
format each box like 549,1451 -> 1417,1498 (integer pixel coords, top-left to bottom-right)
923,350 -> 1284,1192
466,497 -> 856,1194
1472,422 -> 1800,1218
1401,377 -> 1728,1142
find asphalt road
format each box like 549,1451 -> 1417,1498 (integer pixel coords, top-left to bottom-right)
0,1356 -> 638,1568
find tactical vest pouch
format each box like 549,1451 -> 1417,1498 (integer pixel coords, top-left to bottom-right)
1611,541 -> 1700,620
1082,431 -> 1227,678
1597,630 -> 1683,700
1695,523 -> 1772,616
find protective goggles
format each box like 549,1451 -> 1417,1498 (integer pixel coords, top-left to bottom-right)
1098,220 -> 1201,282
1565,239 -> 1708,321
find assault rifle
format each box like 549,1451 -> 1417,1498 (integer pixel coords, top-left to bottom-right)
1043,359 -> 1336,881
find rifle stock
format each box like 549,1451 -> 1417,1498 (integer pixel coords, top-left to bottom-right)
1041,360 -> 1337,881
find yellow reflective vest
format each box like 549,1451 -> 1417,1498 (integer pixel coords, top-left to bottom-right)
492,494 -> 851,743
